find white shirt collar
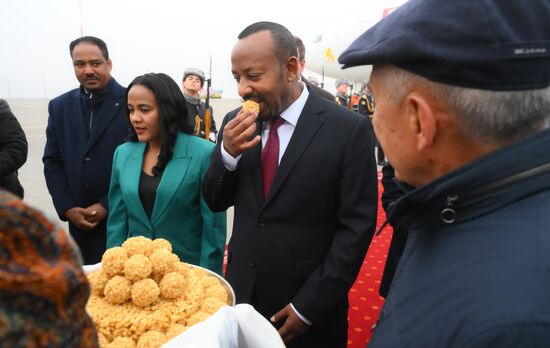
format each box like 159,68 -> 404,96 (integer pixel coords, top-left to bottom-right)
279,80 -> 309,127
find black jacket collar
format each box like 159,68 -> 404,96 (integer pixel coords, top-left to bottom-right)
388,128 -> 550,231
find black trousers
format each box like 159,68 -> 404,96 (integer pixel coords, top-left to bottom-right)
68,220 -> 107,265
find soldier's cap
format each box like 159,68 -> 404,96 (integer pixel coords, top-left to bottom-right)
335,77 -> 351,87
338,0 -> 550,91
183,68 -> 205,86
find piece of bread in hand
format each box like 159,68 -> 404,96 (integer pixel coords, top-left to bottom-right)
242,100 -> 260,114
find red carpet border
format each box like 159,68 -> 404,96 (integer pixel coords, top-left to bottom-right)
348,173 -> 392,347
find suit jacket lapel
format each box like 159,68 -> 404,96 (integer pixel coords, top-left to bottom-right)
127,143 -> 151,227
151,135 -> 191,225
68,92 -> 87,140
264,93 -> 324,205
85,94 -> 125,152
246,120 -> 264,207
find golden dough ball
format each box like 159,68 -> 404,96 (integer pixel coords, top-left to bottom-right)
185,283 -> 204,303
242,100 -> 260,114
124,254 -> 152,282
190,267 -> 207,279
101,247 -> 128,277
87,269 -> 110,296
146,238 -> 172,256
200,276 -> 220,289
205,284 -> 229,304
104,275 -> 131,304
174,262 -> 191,277
159,272 -> 186,300
136,330 -> 166,348
131,278 -> 160,307
186,311 -> 210,326
183,267 -> 203,288
184,268 -> 200,287
97,332 -> 109,348
201,296 -> 226,314
122,236 -> 152,256
149,249 -> 179,275
165,324 -> 188,340
107,337 -> 136,348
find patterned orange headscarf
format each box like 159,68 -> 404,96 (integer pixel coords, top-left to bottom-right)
0,190 -> 98,347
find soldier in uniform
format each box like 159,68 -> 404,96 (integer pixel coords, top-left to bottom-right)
182,68 -> 217,142
357,84 -> 375,117
350,92 -> 360,112
334,77 -> 351,108
358,83 -> 386,165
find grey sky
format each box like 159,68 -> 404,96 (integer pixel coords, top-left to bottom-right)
0,0 -> 394,99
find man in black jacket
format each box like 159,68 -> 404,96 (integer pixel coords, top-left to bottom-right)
43,36 -> 129,264
0,99 -> 27,198
203,21 -> 378,347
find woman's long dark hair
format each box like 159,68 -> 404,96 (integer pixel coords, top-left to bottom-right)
126,73 -> 193,175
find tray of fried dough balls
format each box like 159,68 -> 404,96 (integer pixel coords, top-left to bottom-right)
84,236 -> 235,348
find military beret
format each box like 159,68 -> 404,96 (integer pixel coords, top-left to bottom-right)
339,0 -> 550,91
183,68 -> 206,86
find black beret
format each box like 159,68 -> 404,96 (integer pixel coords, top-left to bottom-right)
339,0 -> 550,91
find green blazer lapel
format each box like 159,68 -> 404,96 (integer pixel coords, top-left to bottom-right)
127,142 -> 151,226
150,134 -> 192,225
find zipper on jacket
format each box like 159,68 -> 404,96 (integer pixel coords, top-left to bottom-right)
440,194 -> 457,224
89,93 -> 94,133
439,161 -> 550,224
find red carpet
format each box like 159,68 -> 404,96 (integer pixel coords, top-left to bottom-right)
347,173 -> 392,347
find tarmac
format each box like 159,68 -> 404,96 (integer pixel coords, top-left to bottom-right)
6,97 -> 241,241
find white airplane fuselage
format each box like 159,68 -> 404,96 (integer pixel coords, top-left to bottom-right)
305,1 -> 407,83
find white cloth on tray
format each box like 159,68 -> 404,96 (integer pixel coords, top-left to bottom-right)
162,304 -> 285,348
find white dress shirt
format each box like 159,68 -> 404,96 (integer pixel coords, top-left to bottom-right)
220,81 -> 312,325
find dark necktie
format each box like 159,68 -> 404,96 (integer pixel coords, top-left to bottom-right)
261,116 -> 285,198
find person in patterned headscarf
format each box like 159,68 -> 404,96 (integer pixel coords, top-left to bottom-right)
0,189 -> 99,347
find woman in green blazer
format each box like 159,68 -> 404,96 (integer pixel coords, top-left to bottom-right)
107,73 -> 226,274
